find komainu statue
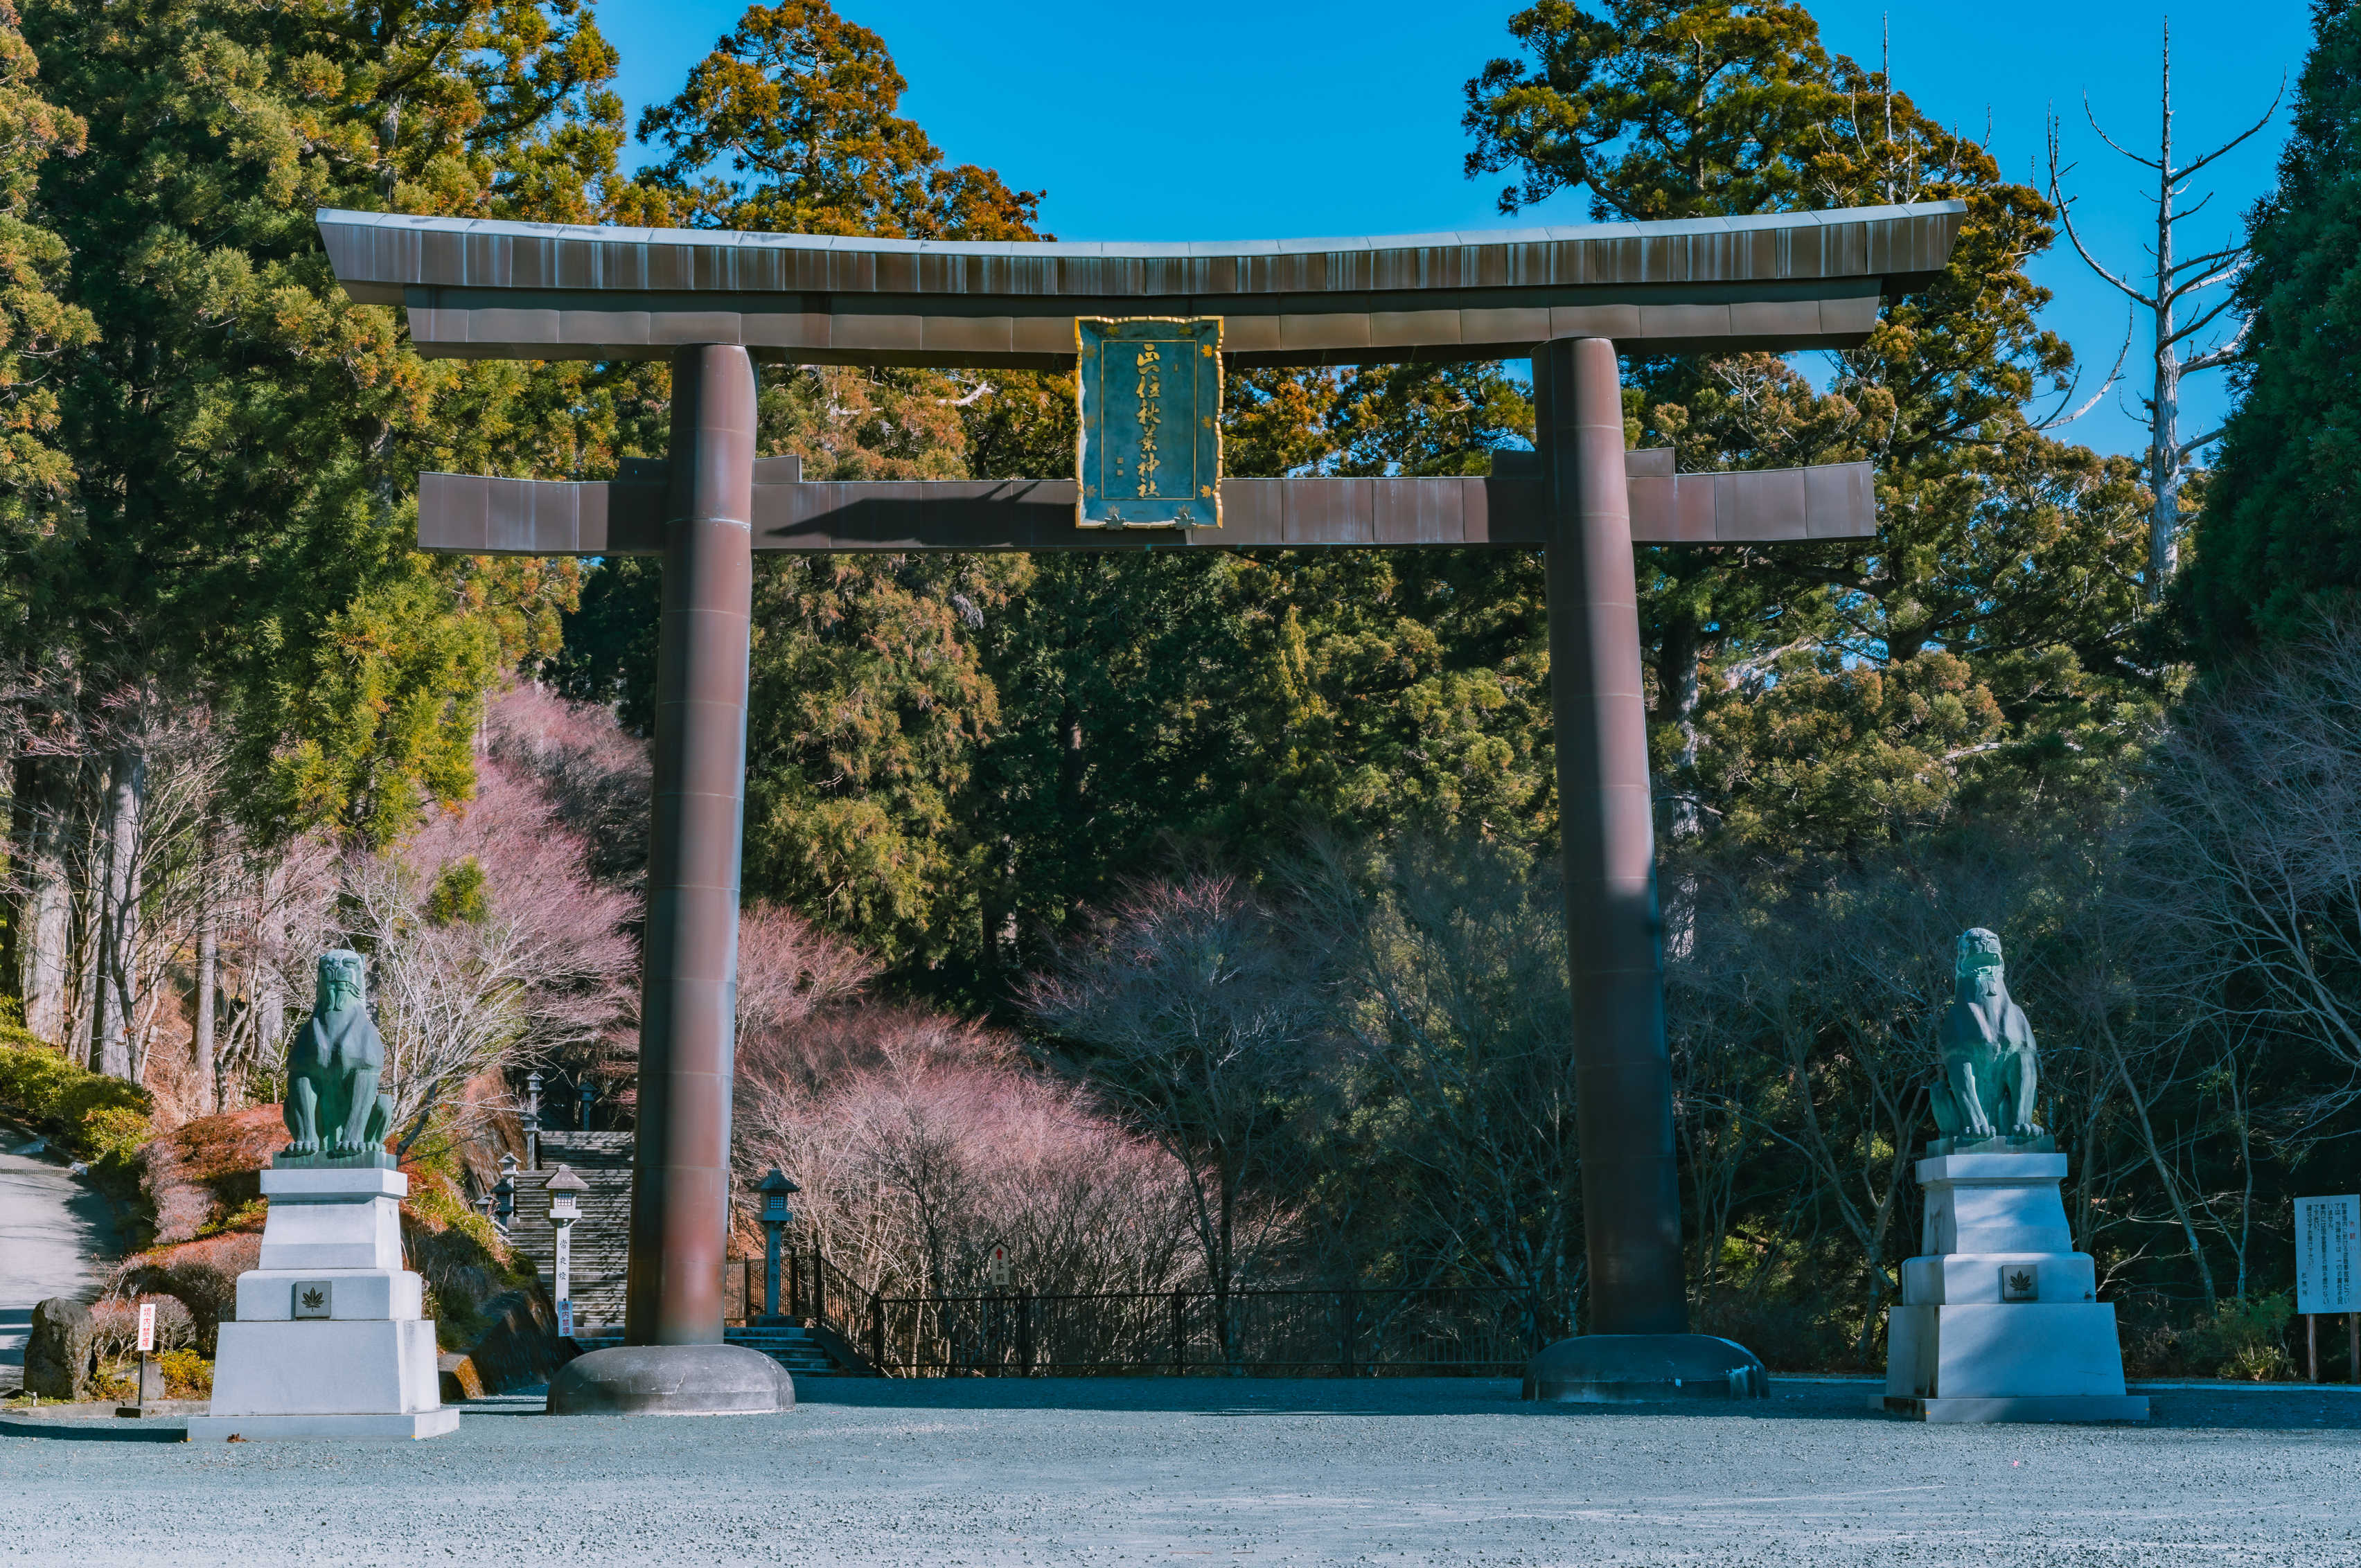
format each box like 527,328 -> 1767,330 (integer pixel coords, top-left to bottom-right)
281,948 -> 396,1168
1928,927 -> 2053,1155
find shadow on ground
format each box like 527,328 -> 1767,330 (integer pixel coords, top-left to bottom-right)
767,1373 -> 2361,1429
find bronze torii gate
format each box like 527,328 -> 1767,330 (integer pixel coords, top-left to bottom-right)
320,199 -> 1963,1411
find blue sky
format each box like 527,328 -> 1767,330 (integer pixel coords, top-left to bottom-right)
598,0 -> 2314,463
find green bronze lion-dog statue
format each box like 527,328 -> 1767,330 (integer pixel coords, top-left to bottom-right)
1927,927 -> 2052,1155
281,948 -> 396,1167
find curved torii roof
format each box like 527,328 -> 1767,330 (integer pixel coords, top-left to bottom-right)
317,199 -> 1966,370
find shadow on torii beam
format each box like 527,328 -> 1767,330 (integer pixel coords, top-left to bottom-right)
415,449 -> 1875,556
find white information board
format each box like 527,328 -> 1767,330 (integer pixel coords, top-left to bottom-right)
989,1246 -> 1011,1290
2296,1194 -> 2361,1315
136,1301 -> 156,1353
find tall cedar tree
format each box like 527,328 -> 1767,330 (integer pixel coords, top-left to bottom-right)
1466,0 -> 2150,863
0,0 -> 90,568
560,3 -> 1548,992
559,1 -> 1050,968
2183,0 -> 2361,655
23,0 -> 635,848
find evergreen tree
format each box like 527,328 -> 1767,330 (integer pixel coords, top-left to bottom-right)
0,0 -> 91,564
581,0 -> 1044,970
1467,0 -> 2151,864
2183,0 -> 2361,654
23,0 -> 634,848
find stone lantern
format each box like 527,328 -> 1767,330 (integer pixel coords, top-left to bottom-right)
546,1164 -> 589,1335
757,1168 -> 799,1325
523,1071 -> 543,1170
494,1151 -> 519,1240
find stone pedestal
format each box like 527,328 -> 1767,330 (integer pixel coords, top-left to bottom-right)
1882,1152 -> 2147,1423
186,1166 -> 459,1441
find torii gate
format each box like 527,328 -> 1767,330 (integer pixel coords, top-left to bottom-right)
319,199 -> 1963,1411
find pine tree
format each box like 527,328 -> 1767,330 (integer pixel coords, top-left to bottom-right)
2183,0 -> 2361,654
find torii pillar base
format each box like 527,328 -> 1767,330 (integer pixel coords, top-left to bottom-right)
1524,1334 -> 1767,1402
547,1342 -> 794,1416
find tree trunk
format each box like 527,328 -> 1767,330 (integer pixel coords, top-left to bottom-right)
92,745 -> 145,1078
2147,43 -> 2183,600
254,887 -> 287,1067
1654,610 -> 1705,959
194,879 -> 218,1112
2112,1037 -> 2218,1309
1217,1170 -> 1238,1375
9,756 -> 69,1044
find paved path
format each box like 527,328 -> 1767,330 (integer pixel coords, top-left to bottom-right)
0,1121 -> 123,1389
5,1378 -> 2361,1565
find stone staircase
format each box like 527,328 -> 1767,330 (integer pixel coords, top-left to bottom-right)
727,1325 -> 848,1378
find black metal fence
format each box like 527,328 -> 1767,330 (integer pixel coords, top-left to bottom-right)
854,1283 -> 1567,1377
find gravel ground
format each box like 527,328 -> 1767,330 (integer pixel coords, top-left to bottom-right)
4,1376 -> 2359,1566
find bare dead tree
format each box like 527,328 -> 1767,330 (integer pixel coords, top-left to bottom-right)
2048,21 -> 2282,598
1021,874 -> 1332,1371
337,755 -> 637,1150
2115,621 -> 2361,1126
1294,836 -> 1580,1313
733,1003 -> 1196,1303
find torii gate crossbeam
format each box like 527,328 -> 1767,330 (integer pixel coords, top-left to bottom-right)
319,199 -> 1963,1412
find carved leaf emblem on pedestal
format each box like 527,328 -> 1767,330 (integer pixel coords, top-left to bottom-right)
301,1288 -> 326,1310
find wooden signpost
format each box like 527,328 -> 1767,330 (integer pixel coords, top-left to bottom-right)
2294,1193 -> 2360,1382
118,1300 -> 159,1418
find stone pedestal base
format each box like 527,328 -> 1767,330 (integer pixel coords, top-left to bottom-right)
546,1343 -> 795,1415
1522,1333 -> 1767,1402
1883,1152 -> 2143,1423
187,1408 -> 462,1441
1880,1393 -> 2150,1423
193,1165 -> 457,1442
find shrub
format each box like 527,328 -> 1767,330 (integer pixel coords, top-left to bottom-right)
89,1295 -> 195,1363
157,1349 -> 212,1398
104,1233 -> 259,1356
196,1197 -> 266,1238
82,1105 -> 153,1164
0,1038 -> 151,1161
2191,1294 -> 2299,1381
2124,1292 -> 2298,1380
400,1166 -> 535,1351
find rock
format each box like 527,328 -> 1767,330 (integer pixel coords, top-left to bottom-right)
23,1297 -> 94,1400
437,1352 -> 485,1402
462,1289 -> 576,1394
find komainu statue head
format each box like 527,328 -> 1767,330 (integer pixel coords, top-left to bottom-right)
280,947 -> 396,1168
316,948 -> 367,1013
1928,926 -> 2051,1154
1954,927 -> 2007,1004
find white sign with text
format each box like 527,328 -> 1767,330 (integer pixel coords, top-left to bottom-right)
2297,1194 -> 2361,1315
136,1301 -> 156,1353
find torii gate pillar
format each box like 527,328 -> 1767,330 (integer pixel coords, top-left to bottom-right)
1525,337 -> 1764,1400
549,344 -> 792,1414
